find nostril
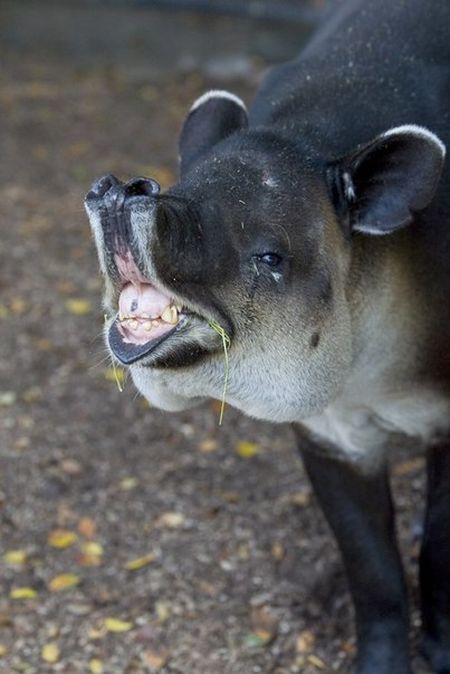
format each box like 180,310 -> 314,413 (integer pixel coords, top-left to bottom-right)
125,177 -> 161,198
87,174 -> 121,200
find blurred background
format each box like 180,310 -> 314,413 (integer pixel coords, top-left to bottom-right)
0,2 -> 429,672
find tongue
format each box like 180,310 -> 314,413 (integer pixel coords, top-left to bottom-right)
118,282 -> 175,346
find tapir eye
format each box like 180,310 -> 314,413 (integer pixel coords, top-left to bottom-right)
258,252 -> 283,267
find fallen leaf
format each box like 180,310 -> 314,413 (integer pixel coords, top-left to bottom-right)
0,644 -> 8,657
143,648 -> 169,670
60,459 -> 83,475
125,553 -> 155,571
41,642 -> 60,664
271,543 -> 285,561
78,517 -> 96,539
10,587 -> 37,600
104,617 -> 134,633
49,574 -> 81,592
0,391 -> 16,406
10,297 -> 28,314
243,632 -> 270,648
235,441 -> 261,459
22,386 -> 42,403
155,600 -> 171,623
119,477 -> 139,491
4,549 -> 27,566
296,630 -> 315,654
65,298 -> 92,315
307,654 -> 327,669
81,541 -> 103,557
0,304 -> 9,319
48,529 -> 77,548
155,512 -> 185,528
89,658 -> 104,674
198,438 -> 218,453
290,491 -> 312,507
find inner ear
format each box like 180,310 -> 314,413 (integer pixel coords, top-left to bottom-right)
179,90 -> 248,177
330,125 -> 446,235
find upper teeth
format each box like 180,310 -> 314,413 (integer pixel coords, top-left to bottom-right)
119,304 -> 179,327
161,305 -> 178,324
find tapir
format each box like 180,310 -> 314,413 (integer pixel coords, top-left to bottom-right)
85,0 -> 450,671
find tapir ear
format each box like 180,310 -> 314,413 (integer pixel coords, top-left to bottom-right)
331,125 -> 446,235
179,90 -> 248,177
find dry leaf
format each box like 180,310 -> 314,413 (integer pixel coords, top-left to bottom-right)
41,642 -> 60,664
290,491 -> 312,507
155,600 -> 171,623
49,574 -> 80,592
65,298 -> 92,315
296,630 -> 315,654
143,648 -> 169,670
104,617 -> 133,633
10,587 -> 37,600
125,553 -> 155,570
10,297 -> 28,314
271,543 -> 285,561
119,477 -> 139,491
235,441 -> 261,458
198,438 -> 218,453
0,644 -> 8,657
48,529 -> 77,548
0,391 -> 16,406
81,541 -> 103,557
89,658 -> 104,674
307,654 -> 327,669
4,549 -> 27,566
155,512 -> 185,528
78,517 -> 96,539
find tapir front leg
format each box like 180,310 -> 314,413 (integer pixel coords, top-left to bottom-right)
420,441 -> 450,674
295,427 -> 411,674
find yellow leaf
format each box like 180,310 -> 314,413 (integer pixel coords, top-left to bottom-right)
65,298 -> 92,315
104,366 -> 126,384
4,549 -> 27,566
48,529 -> 77,548
104,618 -> 133,633
0,304 -> 9,319
155,600 -> 171,623
49,574 -> 80,592
81,541 -> 103,557
235,441 -> 261,459
119,477 -> 139,491
41,642 -> 60,664
125,553 -> 155,571
0,644 -> 8,657
89,658 -> 104,674
10,587 -> 37,600
307,654 -> 327,669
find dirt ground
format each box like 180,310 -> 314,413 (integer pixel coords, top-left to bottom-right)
0,3 -> 433,673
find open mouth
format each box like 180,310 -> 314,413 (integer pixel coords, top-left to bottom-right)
107,251 -> 191,365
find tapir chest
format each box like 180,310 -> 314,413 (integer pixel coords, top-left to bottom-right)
301,388 -> 450,471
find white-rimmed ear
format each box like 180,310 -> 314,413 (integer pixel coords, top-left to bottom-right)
331,124 -> 446,235
179,89 -> 248,177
